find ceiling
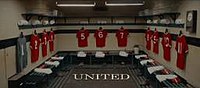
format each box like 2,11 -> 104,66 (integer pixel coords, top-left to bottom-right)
46,0 -> 148,17
26,0 -> 181,17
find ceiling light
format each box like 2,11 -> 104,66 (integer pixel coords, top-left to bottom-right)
105,1 -> 144,6
56,2 -> 96,7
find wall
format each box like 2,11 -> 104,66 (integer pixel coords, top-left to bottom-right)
0,1 -> 57,88
56,25 -> 145,51
146,0 -> 200,87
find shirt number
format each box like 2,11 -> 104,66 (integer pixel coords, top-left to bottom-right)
98,32 -> 103,38
120,32 -> 124,39
80,33 -> 85,40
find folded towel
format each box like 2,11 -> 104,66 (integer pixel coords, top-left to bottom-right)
119,51 -> 129,57
51,57 -> 64,60
135,54 -> 147,59
147,66 -> 165,74
95,51 -> 105,58
140,59 -> 154,65
34,68 -> 52,74
156,75 -> 177,82
45,61 -> 60,67
77,51 -> 87,57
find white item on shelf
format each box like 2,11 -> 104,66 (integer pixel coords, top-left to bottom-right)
42,20 -> 49,25
156,74 -> 177,82
119,51 -> 129,57
135,54 -> 148,59
77,51 -> 87,57
160,19 -> 171,24
31,20 -> 41,25
45,61 -> 60,67
50,20 -> 55,25
153,20 -> 159,24
95,51 -> 105,58
51,56 -> 64,60
140,59 -> 154,65
17,20 -> 29,26
147,20 -> 152,24
175,19 -> 184,24
34,68 -> 52,74
147,66 -> 165,74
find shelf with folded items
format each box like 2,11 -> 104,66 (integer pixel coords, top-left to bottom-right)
146,23 -> 185,28
18,24 -> 55,29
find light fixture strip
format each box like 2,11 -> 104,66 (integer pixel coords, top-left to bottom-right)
105,2 -> 144,6
57,2 -> 96,7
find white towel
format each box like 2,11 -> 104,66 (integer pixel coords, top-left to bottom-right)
95,51 -> 105,58
77,51 -> 87,57
156,75 -> 177,82
34,68 -> 52,74
147,66 -> 165,74
45,61 -> 60,67
135,54 -> 147,59
119,51 -> 129,57
51,57 -> 64,60
140,59 -> 154,65
31,20 -> 41,25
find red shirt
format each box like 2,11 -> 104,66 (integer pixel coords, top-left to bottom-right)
41,32 -> 49,57
152,31 -> 159,54
76,29 -> 89,47
30,34 -> 40,63
94,29 -> 108,47
49,31 -> 55,52
175,35 -> 188,70
161,33 -> 172,61
145,29 -> 153,50
116,29 -> 129,47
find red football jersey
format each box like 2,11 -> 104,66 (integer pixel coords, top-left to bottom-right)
94,29 -> 108,47
175,35 -> 188,70
49,31 -> 55,52
76,29 -> 89,47
152,30 -> 159,54
161,33 -> 172,61
41,32 -> 49,57
116,28 -> 129,47
145,29 -> 153,50
30,34 -> 40,63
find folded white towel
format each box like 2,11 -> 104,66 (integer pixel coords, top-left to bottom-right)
119,51 -> 129,57
50,20 -> 55,25
77,51 -> 87,57
140,59 -> 154,65
17,20 -> 29,26
156,75 -> 177,82
34,68 -> 52,74
31,20 -> 41,25
51,57 -> 64,60
147,66 -> 165,74
135,54 -> 147,59
45,61 -> 60,67
95,51 -> 105,58
42,20 -> 49,25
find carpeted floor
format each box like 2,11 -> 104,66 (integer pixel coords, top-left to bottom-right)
48,65 -> 148,88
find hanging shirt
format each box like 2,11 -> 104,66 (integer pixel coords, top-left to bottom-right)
152,31 -> 159,54
17,36 -> 28,73
161,33 -> 172,61
116,29 -> 129,47
41,32 -> 49,57
49,31 -> 55,52
145,29 -> 153,50
175,35 -> 188,70
76,29 -> 89,47
30,34 -> 40,63
94,29 -> 108,47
